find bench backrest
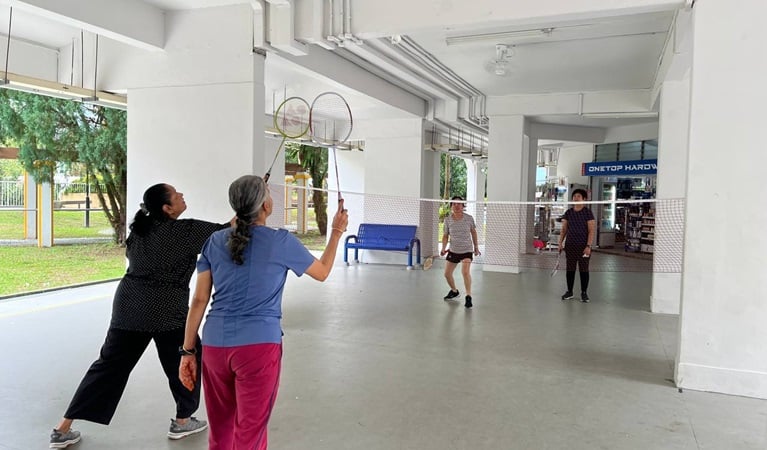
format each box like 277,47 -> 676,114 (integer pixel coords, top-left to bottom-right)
356,223 -> 417,249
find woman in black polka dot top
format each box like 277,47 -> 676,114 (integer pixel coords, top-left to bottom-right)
50,183 -> 230,446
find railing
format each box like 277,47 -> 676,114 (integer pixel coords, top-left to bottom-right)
0,181 -> 107,208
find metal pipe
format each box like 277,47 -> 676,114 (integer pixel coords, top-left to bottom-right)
344,0 -> 351,38
3,7 -> 12,83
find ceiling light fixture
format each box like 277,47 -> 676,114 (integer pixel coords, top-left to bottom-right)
581,111 -> 659,119
446,27 -> 554,46
0,9 -> 126,109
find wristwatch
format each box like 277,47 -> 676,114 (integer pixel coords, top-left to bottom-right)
178,346 -> 197,356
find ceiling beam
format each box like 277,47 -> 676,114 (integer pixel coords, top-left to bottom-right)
276,44 -> 426,119
0,0 -> 164,51
487,89 -> 653,117
343,0 -> 685,38
528,122 -> 606,143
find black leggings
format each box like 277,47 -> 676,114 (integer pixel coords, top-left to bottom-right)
565,245 -> 590,293
64,327 -> 202,425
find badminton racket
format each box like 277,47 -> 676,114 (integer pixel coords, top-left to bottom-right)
264,96 -> 310,183
550,250 -> 562,277
423,254 -> 441,271
309,92 -> 353,200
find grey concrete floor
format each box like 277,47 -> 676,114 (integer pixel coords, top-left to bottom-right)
0,263 -> 765,449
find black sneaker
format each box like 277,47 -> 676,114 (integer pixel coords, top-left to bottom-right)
581,292 -> 590,303
443,289 -> 460,300
561,291 -> 574,300
464,295 -> 473,308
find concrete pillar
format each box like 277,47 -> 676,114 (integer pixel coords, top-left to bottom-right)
294,172 -> 310,233
485,115 -> 530,272
340,118 -> 424,265
126,7 -> 265,226
37,181 -> 53,248
676,0 -> 767,399
651,76 -> 691,314
23,173 -> 36,240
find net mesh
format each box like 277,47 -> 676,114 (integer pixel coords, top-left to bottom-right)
309,92 -> 353,145
274,97 -> 310,138
272,183 -> 685,273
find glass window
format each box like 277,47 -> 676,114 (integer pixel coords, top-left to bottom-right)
595,143 -> 617,162
619,141 -> 642,161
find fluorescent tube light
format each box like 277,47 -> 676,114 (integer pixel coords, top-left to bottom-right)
446,28 -> 553,46
581,111 -> 658,119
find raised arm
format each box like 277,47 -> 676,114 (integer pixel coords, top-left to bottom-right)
304,199 -> 349,281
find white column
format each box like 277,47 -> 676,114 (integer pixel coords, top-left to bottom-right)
676,0 -> 767,399
126,7 -> 265,226
485,115 -> 529,273
38,181 -> 53,248
23,173 -> 36,240
419,149 -> 441,257
651,76 -> 691,314
345,118 -> 424,265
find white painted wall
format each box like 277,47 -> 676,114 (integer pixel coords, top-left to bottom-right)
347,118 -> 425,265
601,122 -> 659,143
125,6 -> 266,229
676,0 -> 767,399
651,76 -> 690,315
93,5 -> 256,92
3,37 -> 58,80
127,82 -> 258,224
556,143 -> 593,186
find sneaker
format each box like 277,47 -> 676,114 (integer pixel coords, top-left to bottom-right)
168,417 -> 208,440
443,289 -> 460,300
464,295 -> 473,308
561,291 -> 574,300
581,292 -> 590,303
50,428 -> 81,448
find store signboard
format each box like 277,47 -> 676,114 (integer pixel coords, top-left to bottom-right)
581,159 -> 657,176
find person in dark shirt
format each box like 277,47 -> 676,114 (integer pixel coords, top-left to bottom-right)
557,189 -> 596,303
49,183 -> 230,449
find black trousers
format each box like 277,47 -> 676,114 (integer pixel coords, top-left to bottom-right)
64,327 -> 202,425
565,244 -> 590,293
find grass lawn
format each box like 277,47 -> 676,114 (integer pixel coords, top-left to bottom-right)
0,243 -> 126,296
0,210 -> 114,240
0,230 -> 329,297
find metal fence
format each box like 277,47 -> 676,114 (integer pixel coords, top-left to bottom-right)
0,181 -> 108,208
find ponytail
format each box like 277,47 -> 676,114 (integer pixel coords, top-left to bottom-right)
129,183 -> 171,236
226,175 -> 267,265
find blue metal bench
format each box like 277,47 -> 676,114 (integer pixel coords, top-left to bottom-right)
344,223 -> 421,269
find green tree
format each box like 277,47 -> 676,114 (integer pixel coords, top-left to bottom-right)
285,142 -> 329,235
440,153 -> 467,199
0,158 -> 23,180
0,90 -> 127,244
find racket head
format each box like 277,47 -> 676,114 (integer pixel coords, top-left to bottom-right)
309,92 -> 353,146
423,256 -> 435,271
274,97 -> 310,139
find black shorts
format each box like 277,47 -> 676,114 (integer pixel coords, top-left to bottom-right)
446,251 -> 473,263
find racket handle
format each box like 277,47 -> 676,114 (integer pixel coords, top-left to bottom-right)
263,172 -> 271,183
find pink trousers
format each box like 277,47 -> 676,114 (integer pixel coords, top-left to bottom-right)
202,343 -> 282,450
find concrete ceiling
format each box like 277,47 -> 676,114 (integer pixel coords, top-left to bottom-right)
0,5 -> 80,49
139,0 -> 246,10
407,11 -> 673,96
0,1 -> 672,134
